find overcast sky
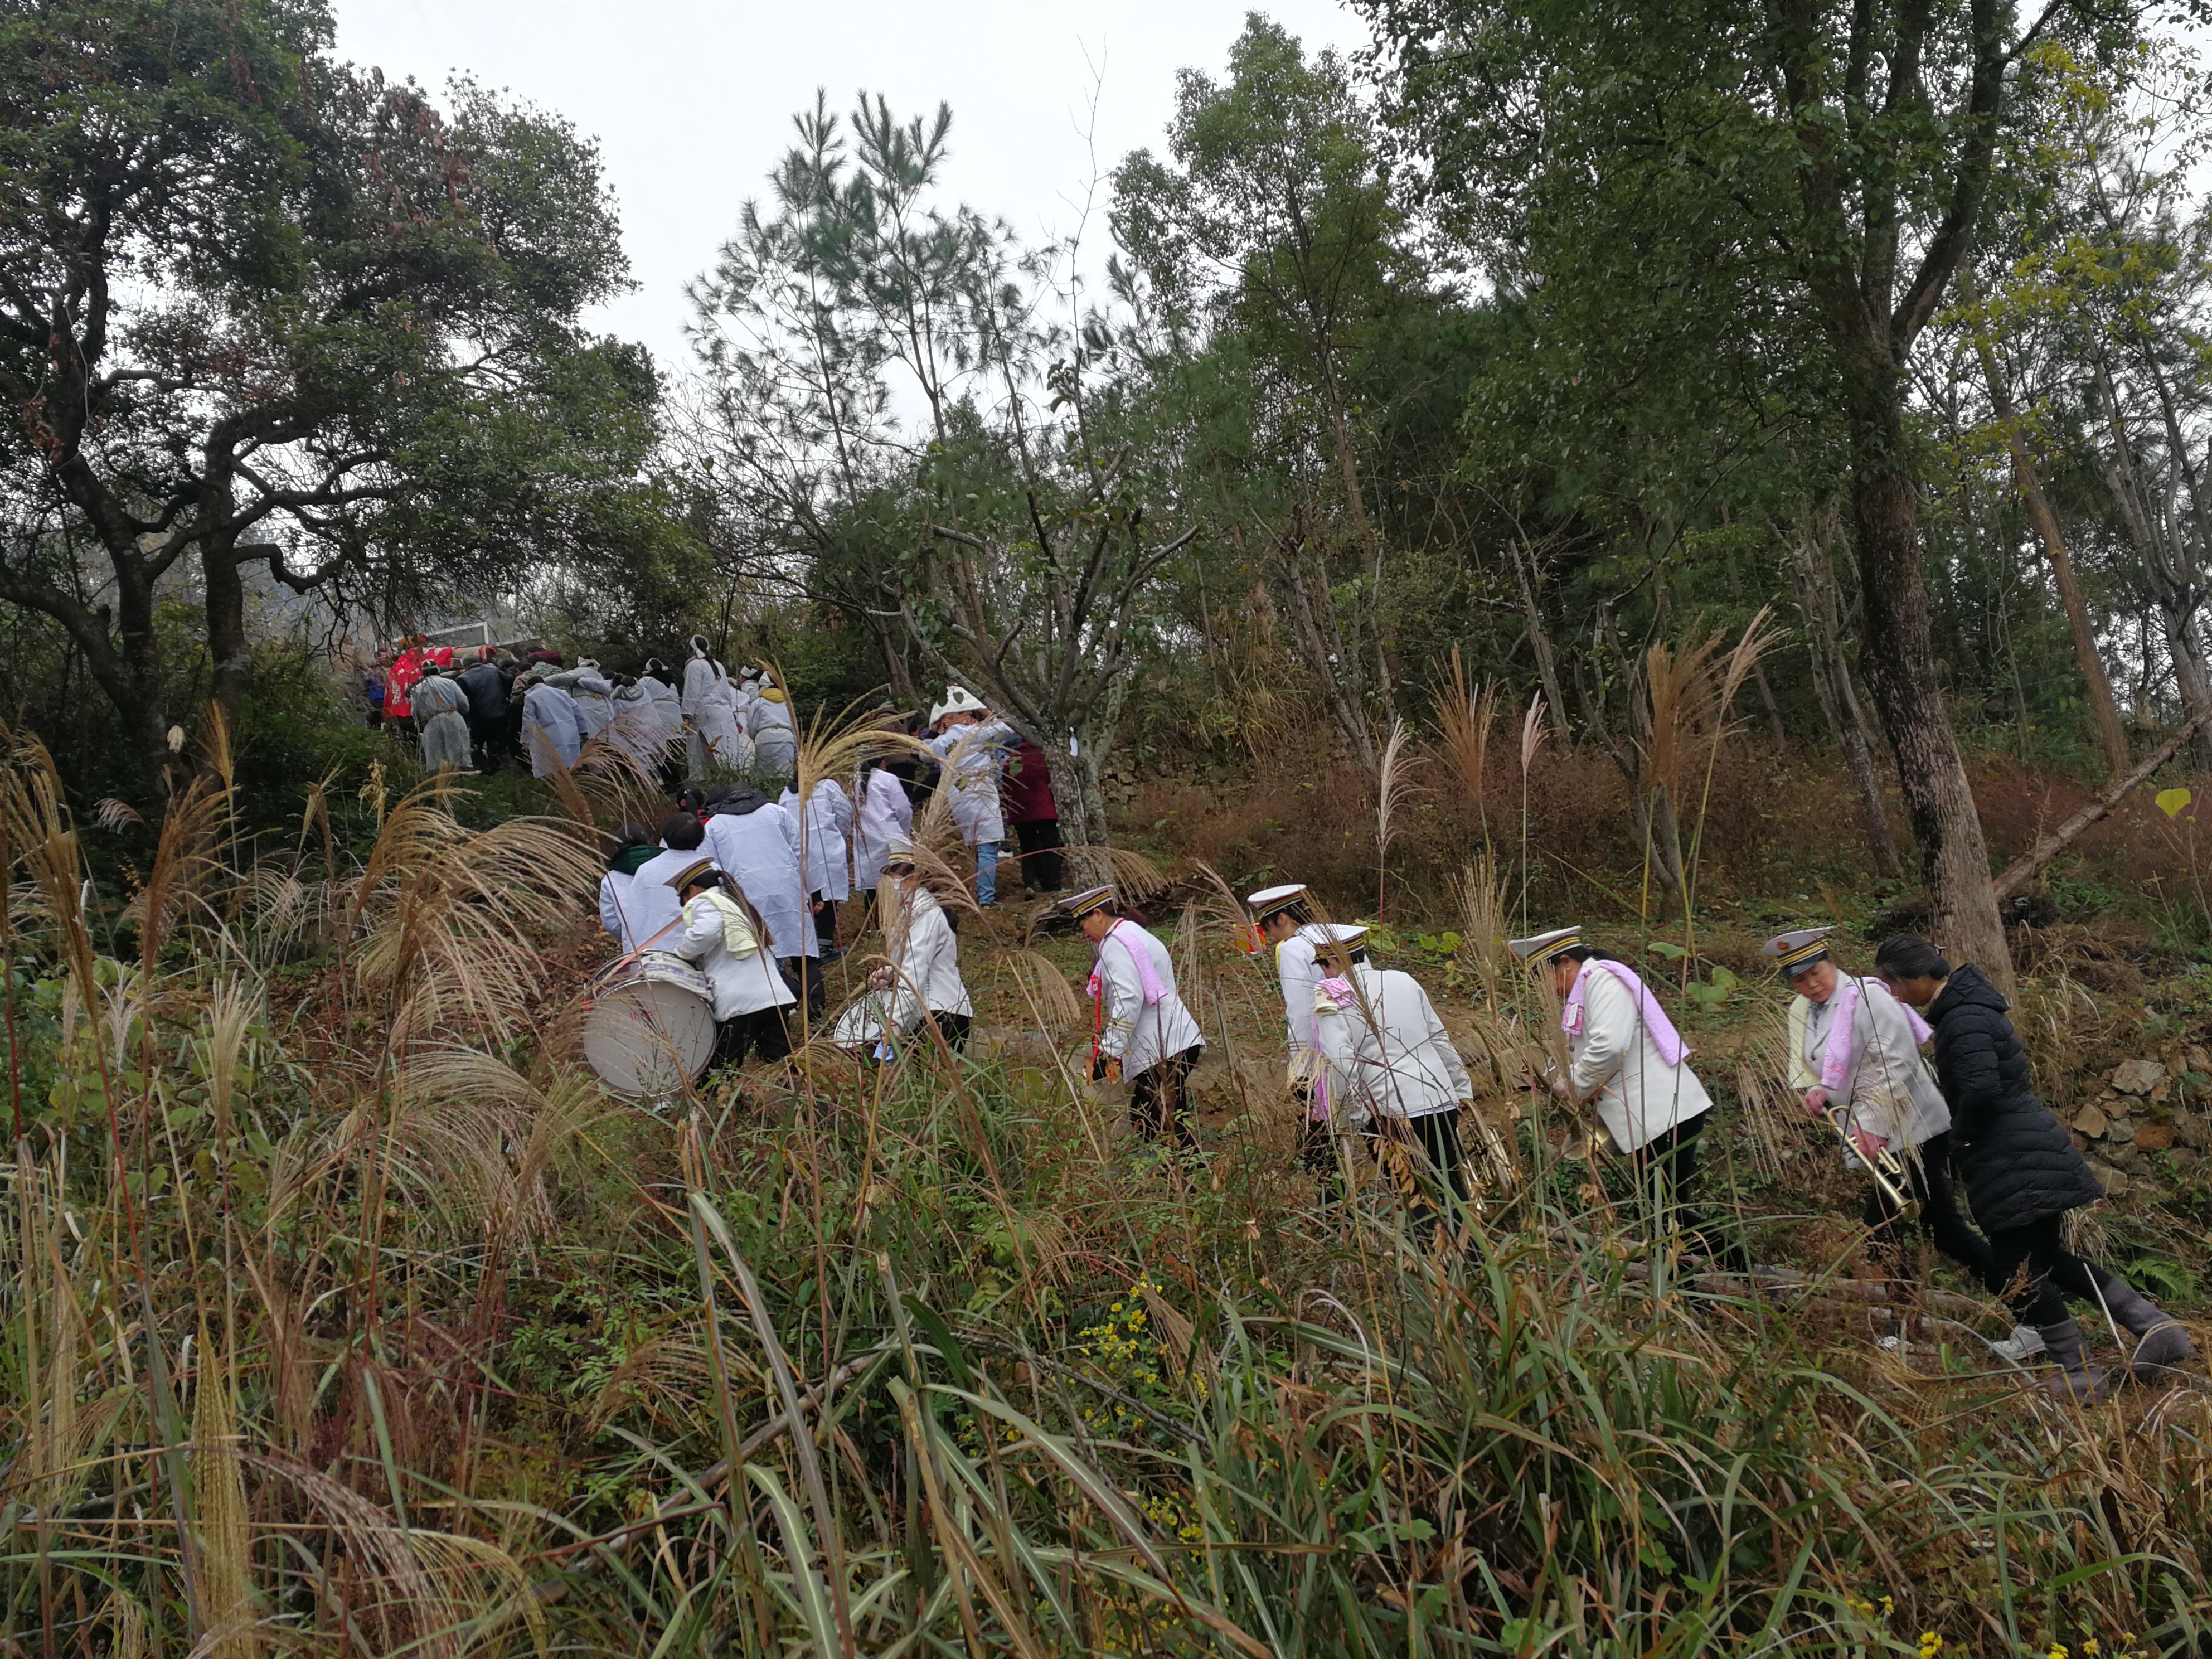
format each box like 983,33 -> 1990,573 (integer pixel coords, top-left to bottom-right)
331,1 -> 1368,375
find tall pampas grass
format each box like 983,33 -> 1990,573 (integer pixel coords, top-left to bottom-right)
1373,718 -> 1420,921
1517,693 -> 1547,936
1437,646 -> 1499,853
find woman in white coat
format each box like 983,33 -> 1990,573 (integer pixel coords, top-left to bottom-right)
749,668 -> 799,782
682,636 -> 750,777
868,836 -> 973,1052
1510,924 -> 1741,1265
666,855 -> 797,1070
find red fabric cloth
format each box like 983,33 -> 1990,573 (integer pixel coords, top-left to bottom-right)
1002,740 -> 1058,824
386,648 -> 423,719
428,645 -> 455,668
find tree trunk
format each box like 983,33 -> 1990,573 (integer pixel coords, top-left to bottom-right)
204,539 -> 255,730
1507,537 -> 1571,743
1847,379 -> 2014,991
2088,355 -> 2212,769
1965,307 -> 2131,776
1044,736 -> 1112,889
1786,514 -> 1903,879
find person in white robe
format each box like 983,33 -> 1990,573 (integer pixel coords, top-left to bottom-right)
750,669 -> 799,781
519,673 -> 584,778
547,663 -> 617,739
780,775 -> 853,953
665,856 -> 796,1070
1766,925 -> 2003,1302
413,669 -> 474,773
597,825 -> 663,953
1306,923 -> 1475,1245
926,686 -> 1017,905
699,786 -> 820,1017
618,813 -> 709,953
1060,885 -> 1205,1151
638,659 -> 685,780
850,760 -> 915,898
682,636 -> 750,777
864,836 -> 973,1054
1509,924 -> 1740,1264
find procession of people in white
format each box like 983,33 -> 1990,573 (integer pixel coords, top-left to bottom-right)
551,644 -> 2205,1389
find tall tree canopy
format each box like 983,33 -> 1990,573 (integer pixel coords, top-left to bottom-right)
0,0 -> 659,795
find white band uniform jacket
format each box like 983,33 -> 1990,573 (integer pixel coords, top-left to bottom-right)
1565,961 -> 1711,1153
884,889 -> 971,1031
850,768 -> 915,891
1093,923 -> 1204,1077
1787,973 -> 1950,1152
928,721 -> 1016,845
1312,964 -> 1472,1124
598,846 -> 692,956
674,894 -> 797,1021
702,801 -> 818,959
1274,932 -> 1322,1080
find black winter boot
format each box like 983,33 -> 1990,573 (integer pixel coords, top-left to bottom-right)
2099,1280 -> 2198,1382
2036,1317 -> 2108,1404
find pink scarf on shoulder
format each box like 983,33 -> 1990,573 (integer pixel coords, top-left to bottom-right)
1819,975 -> 1932,1092
1085,920 -> 1166,1006
1561,958 -> 1688,1067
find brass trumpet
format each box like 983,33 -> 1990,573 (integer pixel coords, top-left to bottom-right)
1822,1101 -> 1920,1221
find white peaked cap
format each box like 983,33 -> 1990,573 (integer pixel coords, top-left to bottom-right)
883,835 -> 917,866
1762,925 -> 1836,974
1246,882 -> 1309,918
1298,921 -> 1369,947
1506,924 -> 1583,964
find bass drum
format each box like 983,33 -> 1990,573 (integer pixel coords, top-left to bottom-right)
582,951 -> 717,1097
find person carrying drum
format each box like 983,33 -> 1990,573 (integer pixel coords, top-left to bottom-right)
667,856 -> 797,1071
866,836 -> 973,1053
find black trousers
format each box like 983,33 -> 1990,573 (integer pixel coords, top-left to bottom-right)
927,1010 -> 972,1052
711,1005 -> 792,1071
780,955 -> 826,1020
1627,1115 -> 1747,1268
811,893 -> 838,950
1861,1131 -> 2000,1292
1361,1110 -> 1473,1247
1014,818 -> 1064,892
1130,1047 -> 1201,1150
1985,1214 -> 2121,1327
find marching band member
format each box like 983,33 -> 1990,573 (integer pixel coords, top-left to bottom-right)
867,836 -> 973,1052
1246,884 -> 1333,1197
1765,926 -> 2005,1312
928,687 -> 1016,906
666,856 -> 795,1070
1878,934 -> 2197,1398
1306,922 -> 1476,1248
700,785 -> 823,1017
1508,924 -> 1741,1265
598,823 -> 659,953
1060,885 -> 1206,1151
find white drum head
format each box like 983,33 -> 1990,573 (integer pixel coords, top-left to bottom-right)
584,970 -> 716,1097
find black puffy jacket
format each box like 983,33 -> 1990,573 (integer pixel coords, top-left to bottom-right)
1927,963 -> 2102,1233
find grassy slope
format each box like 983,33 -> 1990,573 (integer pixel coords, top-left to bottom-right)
5,743 -> 2212,1658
